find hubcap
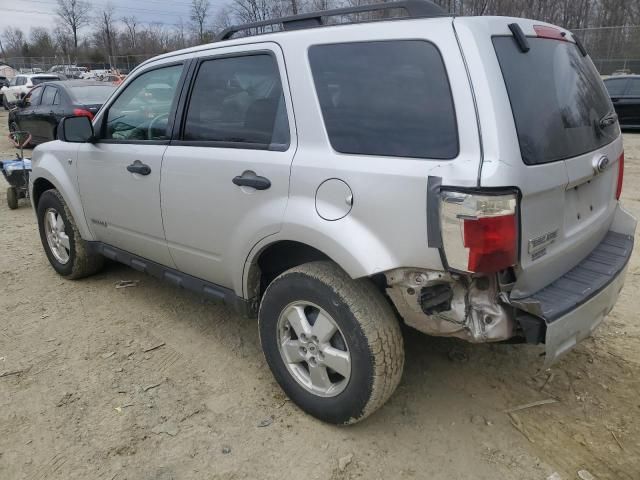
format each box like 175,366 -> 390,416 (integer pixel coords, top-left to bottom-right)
44,208 -> 70,264
277,302 -> 351,397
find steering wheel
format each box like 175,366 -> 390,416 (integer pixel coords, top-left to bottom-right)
147,112 -> 169,140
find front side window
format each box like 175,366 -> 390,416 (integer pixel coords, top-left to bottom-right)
308,40 -> 459,159
104,64 -> 183,141
182,54 -> 289,148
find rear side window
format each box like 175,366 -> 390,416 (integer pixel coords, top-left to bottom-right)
626,79 -> 640,96
183,54 -> 289,148
604,78 -> 628,96
493,37 -> 616,165
308,41 -> 458,159
41,86 -> 57,106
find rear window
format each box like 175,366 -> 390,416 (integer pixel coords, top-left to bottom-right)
493,37 -> 617,165
32,76 -> 59,85
69,85 -> 116,104
308,40 -> 458,160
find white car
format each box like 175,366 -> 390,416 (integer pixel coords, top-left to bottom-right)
1,74 -> 63,109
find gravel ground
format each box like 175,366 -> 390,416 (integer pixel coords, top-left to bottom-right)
0,109 -> 639,480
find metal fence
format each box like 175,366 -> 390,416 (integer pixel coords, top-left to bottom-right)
1,54 -> 158,75
574,25 -> 640,75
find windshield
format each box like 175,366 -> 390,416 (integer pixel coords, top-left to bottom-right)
69,85 -> 116,104
493,36 -> 616,165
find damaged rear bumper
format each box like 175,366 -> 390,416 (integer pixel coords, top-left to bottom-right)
511,204 -> 636,365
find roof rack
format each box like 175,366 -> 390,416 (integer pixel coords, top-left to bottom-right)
217,0 -> 447,41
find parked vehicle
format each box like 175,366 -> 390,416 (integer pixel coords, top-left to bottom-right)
8,81 -> 116,146
1,74 -> 63,109
603,75 -> 640,129
29,0 -> 636,425
0,75 -> 9,106
49,65 -> 86,79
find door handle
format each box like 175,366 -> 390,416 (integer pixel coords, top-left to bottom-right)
126,160 -> 151,176
232,171 -> 271,190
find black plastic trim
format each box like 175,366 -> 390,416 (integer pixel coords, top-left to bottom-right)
87,242 -> 252,317
426,176 -> 442,248
572,32 -> 588,57
508,23 -> 530,53
511,231 -> 633,322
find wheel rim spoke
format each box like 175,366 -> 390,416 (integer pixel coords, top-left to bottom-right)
309,364 -> 332,391
311,312 -> 337,343
58,233 -> 70,251
281,339 -> 305,364
321,346 -> 350,378
55,213 -> 65,233
286,305 -> 312,337
46,211 -> 56,232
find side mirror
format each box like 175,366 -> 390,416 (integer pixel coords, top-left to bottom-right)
58,116 -> 95,143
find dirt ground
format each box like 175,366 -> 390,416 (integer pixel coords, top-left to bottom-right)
0,109 -> 639,480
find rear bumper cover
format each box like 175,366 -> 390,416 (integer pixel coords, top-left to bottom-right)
511,204 -> 636,365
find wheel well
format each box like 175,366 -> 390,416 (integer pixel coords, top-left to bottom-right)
32,178 -> 56,207
250,241 -> 330,301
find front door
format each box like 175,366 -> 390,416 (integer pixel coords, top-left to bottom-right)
161,44 -> 296,289
77,63 -> 186,266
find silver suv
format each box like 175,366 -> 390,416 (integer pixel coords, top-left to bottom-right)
29,0 -> 636,424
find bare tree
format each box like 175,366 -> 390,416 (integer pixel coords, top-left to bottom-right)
122,16 -> 139,51
190,0 -> 211,44
2,27 -> 26,56
95,5 -> 117,67
56,0 -> 91,56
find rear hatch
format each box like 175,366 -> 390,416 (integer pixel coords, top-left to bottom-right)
456,18 -> 623,298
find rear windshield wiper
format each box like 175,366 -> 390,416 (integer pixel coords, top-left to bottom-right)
599,111 -> 618,129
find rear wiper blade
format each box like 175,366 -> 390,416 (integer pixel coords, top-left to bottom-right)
599,111 -> 618,129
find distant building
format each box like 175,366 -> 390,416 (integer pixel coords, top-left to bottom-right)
0,62 -> 18,79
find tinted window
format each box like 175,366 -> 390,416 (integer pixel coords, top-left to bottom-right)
105,64 -> 183,141
16,76 -> 26,86
494,37 -> 616,165
626,79 -> 640,96
604,78 -> 628,96
24,86 -> 43,106
183,54 -> 289,147
32,76 -> 59,85
41,86 -> 57,106
308,41 -> 458,159
69,85 -> 116,104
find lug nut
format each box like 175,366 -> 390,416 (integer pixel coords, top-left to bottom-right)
311,335 -> 318,343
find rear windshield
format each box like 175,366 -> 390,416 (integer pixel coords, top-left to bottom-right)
32,76 -> 59,85
69,85 -> 116,104
493,37 -> 617,165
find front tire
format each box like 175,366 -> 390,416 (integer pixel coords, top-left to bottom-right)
259,261 -> 404,424
36,189 -> 104,279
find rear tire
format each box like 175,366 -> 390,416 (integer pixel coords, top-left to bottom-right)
6,187 -> 18,209
259,261 -> 404,424
36,189 -> 104,279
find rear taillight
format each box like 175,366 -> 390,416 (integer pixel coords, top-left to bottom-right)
616,152 -> 624,200
440,191 -> 518,274
73,108 -> 94,120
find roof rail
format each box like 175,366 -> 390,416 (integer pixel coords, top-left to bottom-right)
217,0 -> 447,41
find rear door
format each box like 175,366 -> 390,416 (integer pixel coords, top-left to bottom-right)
33,85 -> 59,142
458,18 -> 622,298
161,43 -> 296,289
18,86 -> 44,140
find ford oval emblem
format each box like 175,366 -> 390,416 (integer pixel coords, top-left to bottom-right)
595,156 -> 610,174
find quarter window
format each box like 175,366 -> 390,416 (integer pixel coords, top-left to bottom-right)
308,41 -> 458,159
104,64 -> 184,141
182,54 -> 289,148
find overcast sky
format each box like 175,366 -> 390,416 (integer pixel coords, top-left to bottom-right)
0,0 -> 229,34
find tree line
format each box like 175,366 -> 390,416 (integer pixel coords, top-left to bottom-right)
1,0 -> 639,66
